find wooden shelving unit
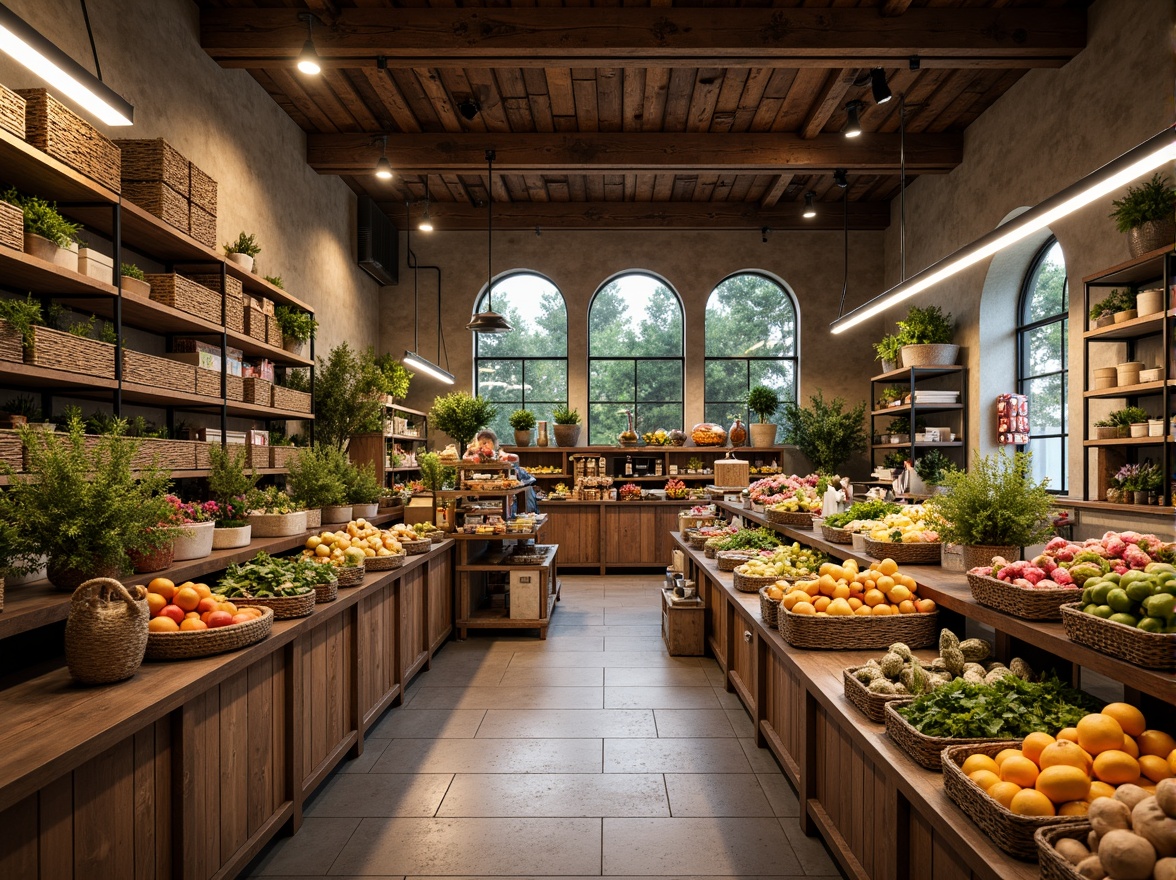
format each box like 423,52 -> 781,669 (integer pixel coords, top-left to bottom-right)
505,444 -> 794,484
868,365 -> 967,480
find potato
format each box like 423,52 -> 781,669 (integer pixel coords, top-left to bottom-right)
1155,857 -> 1176,880
1088,831 -> 1101,853
1114,784 -> 1153,810
1158,778 -> 1176,819
1055,837 -> 1090,865
1131,797 -> 1176,858
1089,796 -> 1132,836
1097,829 -> 1155,880
1075,854 -> 1106,879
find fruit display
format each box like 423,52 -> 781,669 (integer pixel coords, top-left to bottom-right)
712,528 -> 782,553
851,629 -> 1006,696
864,505 -> 941,544
968,531 -> 1176,592
642,429 -> 672,446
773,557 -> 936,617
735,542 -> 826,582
217,551 -> 331,597
824,499 -> 903,533
528,465 -> 563,474
664,478 -> 689,499
619,483 -> 643,501
690,423 -> 727,446
303,520 -> 402,566
145,577 -> 266,632
1074,564 -> 1176,633
747,473 -> 822,509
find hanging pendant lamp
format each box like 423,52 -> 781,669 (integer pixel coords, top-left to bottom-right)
466,149 -> 513,334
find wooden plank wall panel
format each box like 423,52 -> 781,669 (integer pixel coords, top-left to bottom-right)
219,668 -> 250,865
40,775 -> 73,880
652,507 -> 682,563
74,736 -> 135,879
359,587 -> 399,725
730,609 -> 755,708
401,566 -> 428,678
247,653 -> 276,837
542,508 -> 600,565
301,614 -> 355,787
603,507 -> 656,564
761,651 -> 803,782
428,552 -> 454,651
0,791 -> 38,877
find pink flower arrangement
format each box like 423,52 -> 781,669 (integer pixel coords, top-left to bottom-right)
747,473 -> 820,505
165,494 -> 218,524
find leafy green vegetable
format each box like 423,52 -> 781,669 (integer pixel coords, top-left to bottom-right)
217,551 -> 335,598
712,528 -> 782,552
897,674 -> 1099,739
825,499 -> 901,529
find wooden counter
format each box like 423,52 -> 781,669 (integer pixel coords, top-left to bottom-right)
539,499 -> 688,573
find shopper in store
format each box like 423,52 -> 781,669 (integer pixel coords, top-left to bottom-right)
473,429 -> 541,514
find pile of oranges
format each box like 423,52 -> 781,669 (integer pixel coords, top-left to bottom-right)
773,558 -> 937,617
962,703 -> 1176,817
144,577 -> 264,633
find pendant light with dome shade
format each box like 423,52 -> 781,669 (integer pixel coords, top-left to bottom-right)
466,150 -> 513,334
418,178 -> 434,232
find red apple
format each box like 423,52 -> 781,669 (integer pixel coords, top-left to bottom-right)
231,613 -> 254,625
197,597 -> 219,614
206,610 -> 234,628
159,604 -> 185,624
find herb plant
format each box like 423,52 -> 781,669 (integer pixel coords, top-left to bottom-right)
931,448 -> 1055,547
915,449 -> 952,486
0,294 -> 44,349
897,305 -> 954,345
873,334 -> 904,365
1089,288 -> 1137,320
509,409 -> 536,431
208,443 -> 260,517
551,404 -> 580,426
223,231 -> 261,258
1110,172 -> 1175,233
120,262 -> 145,280
274,304 -> 318,343
824,499 -> 901,529
1110,406 -> 1150,427
313,342 -> 386,449
248,485 -> 303,515
712,528 -> 781,552
780,390 -> 867,474
217,551 -> 329,598
285,445 -> 347,509
346,461 -> 383,505
2,188 -> 81,248
264,274 -> 284,289
746,385 -> 781,423
284,368 -> 311,392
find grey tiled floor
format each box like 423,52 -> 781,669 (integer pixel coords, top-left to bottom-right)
246,575 -> 840,878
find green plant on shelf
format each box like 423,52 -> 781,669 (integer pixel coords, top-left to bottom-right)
897,304 -> 955,345
417,451 -> 455,493
877,385 -> 905,407
746,385 -> 780,423
265,274 -> 285,289
1109,406 -> 1150,427
881,451 -> 907,471
1,187 -> 82,248
551,404 -> 581,426
1110,172 -> 1175,233
930,448 -> 1054,547
509,409 -> 536,431
431,391 -> 498,451
1089,288 -> 1137,320
0,294 -> 44,349
247,485 -> 303,515
208,443 -> 260,513
99,321 -> 118,345
283,367 -> 311,392
286,445 -> 348,509
873,333 -> 905,365
914,449 -> 952,486
314,342 -> 386,449
66,314 -> 96,339
120,262 -> 145,281
346,461 -> 383,505
223,231 -> 261,258
686,457 -> 704,471
274,304 -> 318,343
780,390 -> 867,474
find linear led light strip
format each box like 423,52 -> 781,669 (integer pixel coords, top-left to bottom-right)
403,350 -> 455,385
0,2 -> 134,126
830,126 -> 1176,334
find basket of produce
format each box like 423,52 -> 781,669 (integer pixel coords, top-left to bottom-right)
1035,793 -> 1176,880
334,565 -> 364,588
717,550 -> 758,571
1036,823 -> 1099,880
215,552 -> 320,619
759,584 -> 783,627
732,543 -> 826,593
733,570 -> 779,592
65,578 -> 150,684
401,537 -> 431,555
1061,603 -> 1176,670
782,607 -> 938,650
966,571 -> 1078,621
765,508 -> 815,527
688,531 -> 713,549
510,545 -> 554,565
146,605 -> 273,660
885,700 -> 1007,770
863,537 -> 943,565
844,666 -> 911,724
365,550 -> 406,571
820,524 -> 854,544
703,537 -> 723,558
822,500 -> 903,547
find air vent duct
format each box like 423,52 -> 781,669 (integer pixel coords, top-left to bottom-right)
357,195 -> 398,285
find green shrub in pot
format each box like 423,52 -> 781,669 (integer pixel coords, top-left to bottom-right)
430,391 -> 499,452
780,390 -> 867,474
286,445 -> 347,510
1110,172 -> 1176,257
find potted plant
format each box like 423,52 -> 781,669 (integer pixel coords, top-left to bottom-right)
1109,406 -> 1150,439
911,448 -> 952,495
931,448 -> 1055,570
877,385 -> 905,409
1142,462 -> 1164,504
161,494 -> 219,557
373,352 -> 412,404
510,408 -> 536,446
314,343 -> 387,450
5,416 -> 176,590
873,334 -> 904,373
1110,172 -> 1176,258
780,390 -> 867,474
2,188 -> 82,272
223,231 -> 261,272
746,385 -> 781,448
275,304 -> 318,356
286,445 -> 346,528
550,404 -> 582,447
1089,288 -> 1136,327
897,305 -> 958,367
247,485 -> 308,535
208,442 -> 262,546
430,391 -> 499,452
1093,416 -> 1118,441
120,262 -> 151,298
346,460 -> 382,518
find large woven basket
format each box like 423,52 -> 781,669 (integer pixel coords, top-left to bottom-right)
26,326 -> 116,378
225,290 -> 244,333
0,319 -> 21,362
780,608 -> 937,650
314,579 -> 339,603
115,138 -> 189,196
820,524 -> 854,544
401,537 -> 431,555
765,508 -> 815,527
0,430 -> 21,472
733,570 -> 780,593
0,83 -> 25,138
189,203 -> 216,248
687,532 -> 712,549
266,314 -> 283,348
967,573 -> 1077,621
884,700 -> 1005,770
335,565 -> 365,587
717,550 -> 757,571
146,273 -> 222,323
863,538 -> 943,565
245,591 -> 315,619
18,89 -> 120,191
270,446 -> 297,468
242,377 -> 272,406
272,385 -> 312,413
196,368 -> 221,399
183,271 -> 243,301
64,579 -> 149,684
134,439 -> 198,470
122,181 -> 187,233
226,375 -> 244,401
365,551 -> 406,571
248,510 -> 308,538
1035,823 -> 1094,880
759,587 -> 781,627
244,304 -> 267,341
0,198 -> 22,251
843,666 -> 907,723
123,348 -> 196,393
943,741 -> 1070,860
146,606 -> 273,660
1060,602 -> 1176,670
189,161 -> 217,214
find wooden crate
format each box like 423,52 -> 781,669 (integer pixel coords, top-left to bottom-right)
244,304 -> 266,341
189,162 -> 217,215
661,589 -> 705,655
145,273 -> 221,323
0,198 -> 20,251
17,89 -> 120,192
26,325 -> 116,379
123,181 -> 187,233
266,313 -> 283,348
242,377 -> 272,406
0,83 -> 25,138
114,138 -> 189,197
272,384 -> 312,414
122,349 -> 196,393
189,202 -> 216,248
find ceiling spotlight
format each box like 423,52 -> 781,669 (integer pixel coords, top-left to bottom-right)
418,179 -> 434,231
761,226 -> 769,244
870,69 -> 892,105
374,135 -> 393,180
802,191 -> 817,218
909,55 -> 921,71
296,13 -> 321,75
842,101 -> 863,138
833,169 -> 848,189
457,98 -> 481,121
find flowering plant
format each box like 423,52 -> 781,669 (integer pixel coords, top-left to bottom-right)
165,494 -> 217,524
619,483 -> 643,501
664,478 -> 689,499
747,473 -> 821,508
1114,463 -> 1142,491
206,496 -> 249,528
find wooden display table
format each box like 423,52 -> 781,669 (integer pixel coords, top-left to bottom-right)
451,528 -> 560,639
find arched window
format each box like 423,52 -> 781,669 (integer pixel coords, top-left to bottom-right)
588,272 -> 684,445
704,272 -> 799,443
474,272 -> 568,443
1017,238 -> 1068,492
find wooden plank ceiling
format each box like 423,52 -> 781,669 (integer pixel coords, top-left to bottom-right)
199,0 -> 1086,229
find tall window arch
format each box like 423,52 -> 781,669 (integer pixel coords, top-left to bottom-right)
588,272 -> 684,445
704,272 -> 799,443
1017,238 -> 1068,492
474,272 -> 568,443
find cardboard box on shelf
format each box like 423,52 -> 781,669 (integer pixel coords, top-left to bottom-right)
226,346 -> 244,377
171,339 -> 221,371
190,428 -> 249,445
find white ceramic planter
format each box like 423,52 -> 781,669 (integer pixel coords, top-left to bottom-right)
322,505 -> 353,524
227,252 -> 254,272
212,523 -> 252,549
121,274 -> 151,298
25,234 -> 78,272
248,510 -> 308,538
77,247 -> 114,284
1137,288 -> 1165,317
1148,419 -> 1165,437
351,502 -> 378,519
7,554 -> 48,586
1130,422 -> 1149,438
173,520 -> 215,561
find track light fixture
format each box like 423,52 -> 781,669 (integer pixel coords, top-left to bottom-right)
296,13 -> 321,75
842,101 -> 863,138
802,192 -> 817,218
374,136 -> 393,180
870,69 -> 892,105
761,227 -> 769,244
833,169 -> 848,189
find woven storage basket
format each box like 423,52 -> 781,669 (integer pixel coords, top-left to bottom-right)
759,587 -> 781,627
146,273 -> 221,323
766,508 -> 815,527
703,542 -> 719,559
843,666 -> 907,723
884,700 -> 1005,770
188,203 -> 216,248
225,290 -> 244,333
943,741 -> 1070,859
18,89 -> 120,191
733,570 -> 780,593
244,304 -> 267,341
270,385 -> 309,414
26,326 -> 115,378
248,510 -> 308,538
820,524 -> 854,544
115,138 -> 189,196
244,444 -> 267,469
365,551 -> 406,571
242,377 -> 272,406
0,319 -> 21,362
134,438 -> 197,471
335,565 -> 365,588
123,181 -> 187,232
64,579 -> 148,684
246,591 -> 315,619
194,441 -> 213,469
1060,602 -> 1176,670
189,161 -> 217,214
781,608 -> 937,650
0,198 -> 22,250
687,532 -> 713,549
146,606 -> 273,660
129,541 -> 174,574
196,368 -> 221,398
183,271 -> 243,301
315,579 -> 339,603
717,550 -> 757,571
863,538 -> 943,565
265,314 -> 283,348
967,573 -> 1077,621
0,83 -> 25,137
0,430 -> 21,471
401,537 -> 431,555
270,446 -> 297,468
1035,823 -> 1094,880
226,374 -> 243,402
123,349 -> 196,393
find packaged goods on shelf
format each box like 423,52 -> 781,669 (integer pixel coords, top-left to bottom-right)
243,359 -> 275,382
191,427 -> 249,445
170,338 -> 221,370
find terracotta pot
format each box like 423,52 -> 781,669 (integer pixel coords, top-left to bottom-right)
748,423 -> 777,448
961,544 -> 1019,571
128,541 -> 174,574
514,429 -> 533,447
1127,218 -> 1175,258
553,424 -> 581,447
212,524 -> 252,549
173,520 -> 215,561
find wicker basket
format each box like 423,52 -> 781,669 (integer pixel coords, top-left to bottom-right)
226,374 -> 243,401
820,524 -> 854,544
759,586 -> 781,627
64,579 -> 149,684
245,591 -> 316,619
943,741 -> 1071,860
183,271 -> 243,301
187,203 -> 215,248
146,273 -> 222,323
966,573 -> 1077,621
0,319 -> 21,362
0,430 -> 21,471
146,606 -> 273,660
335,565 -> 365,588
401,537 -> 431,555
248,510 -> 308,538
843,666 -> 907,723
242,377 -> 272,406
780,608 -> 938,650
687,531 -> 712,549
703,543 -> 719,559
863,538 -> 943,565
884,701 -> 1005,770
365,551 -> 406,571
189,161 -> 217,214
26,326 -> 115,378
134,438 -> 197,471
18,89 -> 120,192
1060,602 -> 1176,670
115,138 -> 189,196
225,290 -> 244,334
196,368 -> 221,398
244,304 -> 267,341
1035,823 -> 1094,880
0,83 -> 25,138
266,314 -> 283,348
765,508 -> 815,527
272,384 -> 312,414
129,541 -> 174,574
0,198 -> 22,251
270,446 -> 297,469
123,349 -> 196,393
733,570 -> 781,593
122,180 -> 187,233
314,579 -> 339,603
717,550 -> 757,571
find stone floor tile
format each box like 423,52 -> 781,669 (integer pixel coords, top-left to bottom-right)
740,737 -> 785,774
601,817 -> 801,875
251,817 -> 359,875
367,709 -> 486,740
305,774 -> 453,818
437,773 -> 668,817
778,817 -> 840,874
663,773 -> 775,817
476,708 -> 656,739
370,738 -> 603,774
338,739 -> 392,774
653,708 -> 736,738
725,707 -> 756,739
496,666 -> 605,688
406,686 -> 603,711
604,666 -> 712,687
758,773 -> 801,817
604,737 -> 752,773
506,651 -> 701,669
605,686 -> 723,710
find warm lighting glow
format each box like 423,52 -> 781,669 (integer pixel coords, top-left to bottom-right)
296,39 -> 321,75
418,203 -> 433,232
375,155 -> 394,180
403,350 -> 455,384
830,127 -> 1176,334
842,101 -> 863,138
802,191 -> 816,219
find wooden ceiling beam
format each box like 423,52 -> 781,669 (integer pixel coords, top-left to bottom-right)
378,198 -> 890,230
201,8 -> 1085,69
307,131 -> 961,174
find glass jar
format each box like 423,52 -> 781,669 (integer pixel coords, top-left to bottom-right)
690,423 -> 727,447
728,417 -> 747,447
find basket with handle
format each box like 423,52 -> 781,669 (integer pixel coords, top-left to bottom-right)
65,578 -> 149,684
146,606 -> 273,660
